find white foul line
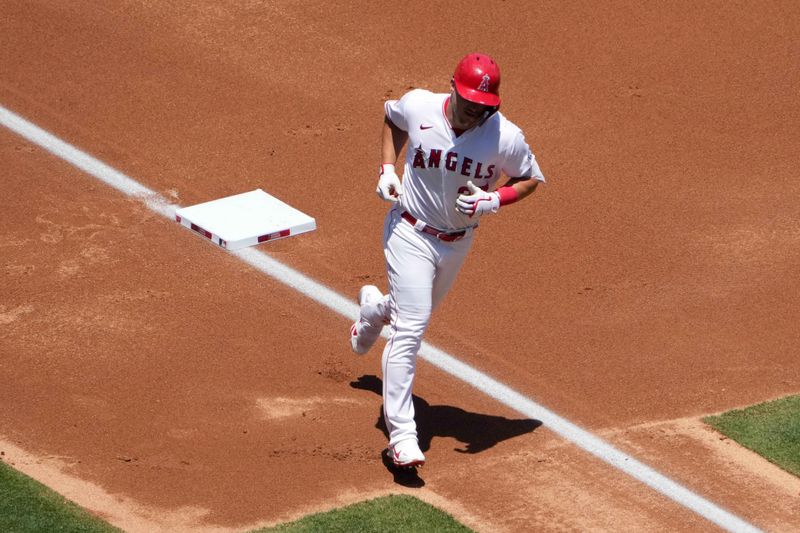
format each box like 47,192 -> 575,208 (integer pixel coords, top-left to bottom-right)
0,103 -> 762,533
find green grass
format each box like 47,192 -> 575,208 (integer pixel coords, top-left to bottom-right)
703,394 -> 800,477
5,397 -> 798,533
0,459 -> 472,533
0,459 -> 119,533
254,494 -> 474,533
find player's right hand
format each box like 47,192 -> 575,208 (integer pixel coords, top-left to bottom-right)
376,164 -> 403,202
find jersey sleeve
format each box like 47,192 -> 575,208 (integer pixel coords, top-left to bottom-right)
502,131 -> 546,182
384,90 -> 419,132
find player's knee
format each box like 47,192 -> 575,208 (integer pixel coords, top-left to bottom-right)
395,310 -> 431,333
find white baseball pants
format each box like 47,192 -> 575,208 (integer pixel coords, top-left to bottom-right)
362,206 -> 473,446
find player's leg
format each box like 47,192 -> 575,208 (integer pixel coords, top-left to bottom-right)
360,291 -> 391,325
350,212 -> 395,354
350,286 -> 390,354
381,235 -> 472,467
382,282 -> 431,444
381,209 -> 435,461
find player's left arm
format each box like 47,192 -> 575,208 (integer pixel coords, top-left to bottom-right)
499,176 -> 540,203
455,176 -> 540,217
456,129 -> 544,217
480,128 -> 546,209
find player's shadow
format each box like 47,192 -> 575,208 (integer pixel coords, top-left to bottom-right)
351,375 -> 542,486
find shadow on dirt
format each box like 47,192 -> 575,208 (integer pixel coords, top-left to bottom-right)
351,374 -> 542,486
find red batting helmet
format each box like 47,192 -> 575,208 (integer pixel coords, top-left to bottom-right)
453,53 -> 501,107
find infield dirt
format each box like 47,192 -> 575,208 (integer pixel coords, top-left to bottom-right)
2,1 -> 799,531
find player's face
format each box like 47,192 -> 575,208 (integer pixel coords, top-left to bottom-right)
450,85 -> 492,129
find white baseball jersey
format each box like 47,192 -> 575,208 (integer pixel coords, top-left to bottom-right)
385,89 -> 545,231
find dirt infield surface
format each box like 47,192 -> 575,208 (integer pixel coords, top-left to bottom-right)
2,1 -> 799,531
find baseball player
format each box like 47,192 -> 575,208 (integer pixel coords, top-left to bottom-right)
350,53 -> 545,468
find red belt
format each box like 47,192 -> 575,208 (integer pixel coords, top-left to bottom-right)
401,211 -> 467,242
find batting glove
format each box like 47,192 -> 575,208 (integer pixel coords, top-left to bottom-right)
376,164 -> 403,202
456,181 -> 500,217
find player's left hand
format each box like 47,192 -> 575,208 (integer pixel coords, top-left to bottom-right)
456,181 -> 500,217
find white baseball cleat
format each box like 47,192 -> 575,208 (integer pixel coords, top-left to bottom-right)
350,285 -> 384,355
389,439 -> 425,468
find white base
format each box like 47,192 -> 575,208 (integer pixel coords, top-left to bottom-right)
175,189 -> 316,250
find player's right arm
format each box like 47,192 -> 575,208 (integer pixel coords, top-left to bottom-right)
382,116 -> 408,166
376,115 -> 409,202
